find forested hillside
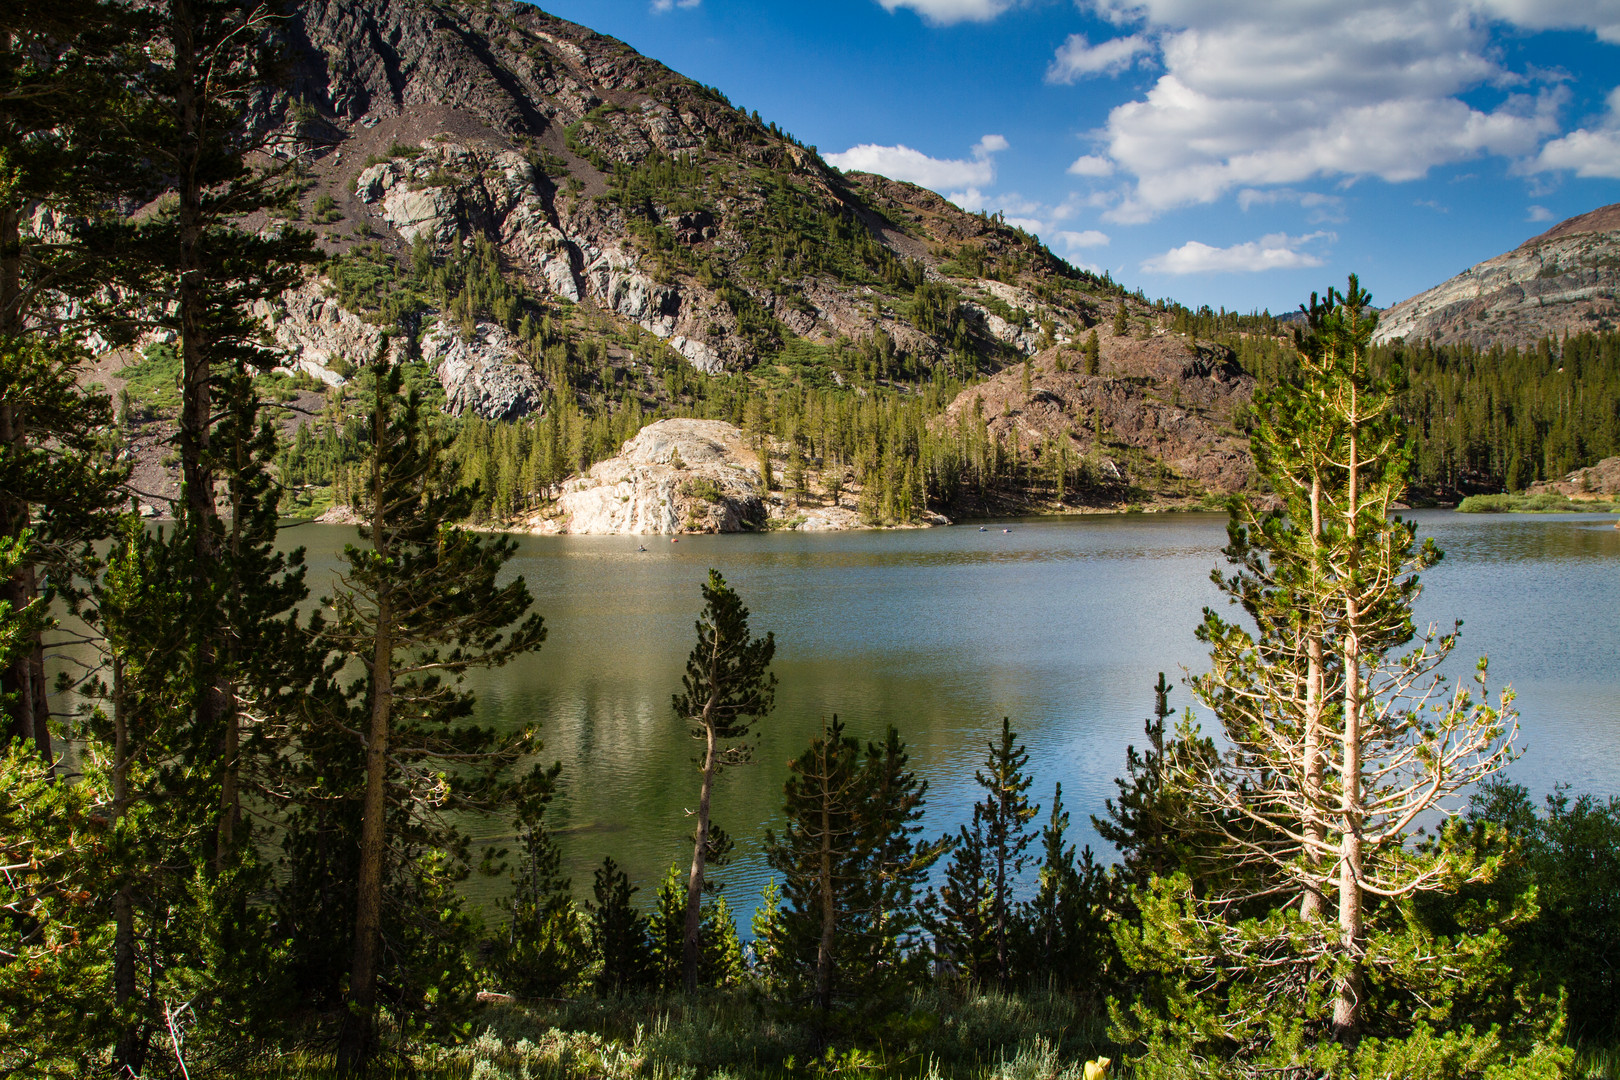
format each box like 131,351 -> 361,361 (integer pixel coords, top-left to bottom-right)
59,0 -> 1612,523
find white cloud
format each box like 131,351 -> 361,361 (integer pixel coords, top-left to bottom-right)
1002,215 -> 1047,233
876,0 -> 1019,25
974,133 -> 1010,156
1070,0 -> 1568,222
946,186 -> 989,212
1476,0 -> 1620,44
1067,154 -> 1116,177
1236,187 -> 1347,222
1527,86 -> 1620,178
1046,33 -> 1155,83
1526,205 -> 1555,221
827,135 -> 1007,192
1142,231 -> 1333,274
650,0 -> 699,11
1532,128 -> 1620,177
1057,229 -> 1111,249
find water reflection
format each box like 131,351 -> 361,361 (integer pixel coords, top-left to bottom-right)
278,510 -> 1620,925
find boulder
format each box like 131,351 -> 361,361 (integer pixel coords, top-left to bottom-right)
536,419 -> 765,535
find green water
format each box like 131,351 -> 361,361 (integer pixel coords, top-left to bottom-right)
281,509 -> 1620,924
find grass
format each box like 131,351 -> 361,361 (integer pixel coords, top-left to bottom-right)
115,342 -> 184,411
233,989 -> 1112,1080
1574,1046 -> 1620,1080
1456,492 -> 1620,513
279,484 -> 335,520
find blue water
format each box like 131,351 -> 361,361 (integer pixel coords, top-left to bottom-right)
289,509 -> 1620,923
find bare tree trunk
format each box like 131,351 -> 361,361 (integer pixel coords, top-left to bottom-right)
1301,474 -> 1327,922
1332,622 -> 1364,1040
215,435 -> 250,869
1332,421 -> 1365,1042
994,826 -> 1008,991
682,722 -> 717,995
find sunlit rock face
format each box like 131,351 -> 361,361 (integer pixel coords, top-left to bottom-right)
1375,204 -> 1620,349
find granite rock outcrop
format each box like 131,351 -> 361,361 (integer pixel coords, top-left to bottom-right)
1375,203 -> 1620,349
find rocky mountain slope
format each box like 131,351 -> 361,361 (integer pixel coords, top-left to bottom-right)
1374,204 -> 1620,349
102,0 -> 1266,523
941,336 -> 1255,510
252,0 -> 1110,393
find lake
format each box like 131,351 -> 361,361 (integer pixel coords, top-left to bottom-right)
285,510 -> 1620,924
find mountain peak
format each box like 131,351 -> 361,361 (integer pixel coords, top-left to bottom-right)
1520,202 -> 1620,248
1373,203 -> 1620,348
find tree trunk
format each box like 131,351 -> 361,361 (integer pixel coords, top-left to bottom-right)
1301,473 -> 1327,922
339,601 -> 391,1074
169,0 -> 230,824
1332,420 -> 1365,1042
339,427 -> 394,1074
1332,625 -> 1364,1041
682,722 -> 717,995
111,654 -> 143,1075
215,434 -> 250,870
816,758 -> 835,1013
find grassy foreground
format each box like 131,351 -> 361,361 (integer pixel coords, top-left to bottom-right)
237,989 -> 1114,1080
223,989 -> 1620,1080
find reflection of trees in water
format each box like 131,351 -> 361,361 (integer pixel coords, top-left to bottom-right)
348,517 -> 1620,929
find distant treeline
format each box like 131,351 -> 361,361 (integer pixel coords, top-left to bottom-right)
1218,326 -> 1620,495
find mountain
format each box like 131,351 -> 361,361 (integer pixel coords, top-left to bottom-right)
262,0 -> 1109,381
1373,204 -> 1620,349
105,0 -> 1256,521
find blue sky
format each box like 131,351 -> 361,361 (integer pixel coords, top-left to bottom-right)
534,0 -> 1620,315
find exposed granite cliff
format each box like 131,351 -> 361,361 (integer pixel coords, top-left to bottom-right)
257,0 -> 1105,389
420,320 -> 545,420
525,418 -> 911,534
1374,204 -> 1620,349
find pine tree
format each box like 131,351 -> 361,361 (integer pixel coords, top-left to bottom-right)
1084,328 -> 1101,376
648,864 -> 687,991
760,719 -> 946,1018
1020,784 -> 1112,997
848,726 -> 948,1003
1093,673 -> 1218,889
927,718 -> 1038,989
588,856 -> 652,995
761,716 -> 864,1014
0,0 -> 143,766
0,533 -> 113,1077
323,351 -> 548,1072
493,794 -> 587,997
112,0 -> 320,868
672,570 -> 776,993
1115,278 -> 1532,1073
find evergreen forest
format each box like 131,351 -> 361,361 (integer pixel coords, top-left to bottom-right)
2,4 -> 1619,1079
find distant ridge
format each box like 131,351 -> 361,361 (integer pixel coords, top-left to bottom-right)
1374,203 -> 1620,348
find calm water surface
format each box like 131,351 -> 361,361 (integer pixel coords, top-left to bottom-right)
288,510 -> 1620,924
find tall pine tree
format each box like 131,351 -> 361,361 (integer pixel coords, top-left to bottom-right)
322,351 -> 548,1072
672,569 -> 776,994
